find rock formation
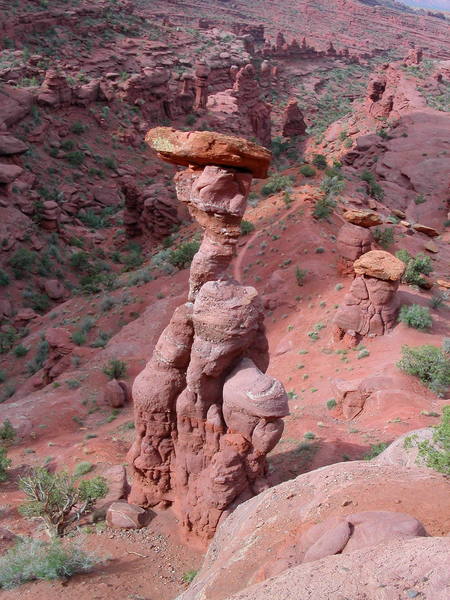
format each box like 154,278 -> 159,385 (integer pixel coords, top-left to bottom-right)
282,99 -> 307,138
403,46 -> 423,66
336,222 -> 373,274
121,176 -> 180,241
333,250 -> 405,341
194,62 -> 210,110
127,127 -> 287,541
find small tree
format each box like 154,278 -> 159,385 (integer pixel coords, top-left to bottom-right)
19,468 -> 107,537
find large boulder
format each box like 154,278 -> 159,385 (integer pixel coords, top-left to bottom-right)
145,127 -> 271,178
176,460 -> 450,600
353,250 -> 405,281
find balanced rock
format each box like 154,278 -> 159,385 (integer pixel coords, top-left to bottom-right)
353,250 -> 405,281
334,251 -> 404,339
128,130 -> 287,542
145,127 -> 271,179
343,209 -> 382,228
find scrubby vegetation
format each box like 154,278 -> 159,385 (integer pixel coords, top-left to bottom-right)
417,405 -> 449,475
373,226 -> 394,249
0,538 -> 102,589
19,467 -> 108,537
396,249 -> 433,287
398,305 -> 432,329
397,345 -> 450,396
103,359 -> 127,380
0,447 -> 11,482
261,174 -> 294,197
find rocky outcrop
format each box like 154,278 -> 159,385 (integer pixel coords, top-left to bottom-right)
37,69 -> 73,108
128,128 -> 287,542
194,62 -> 210,110
33,327 -> 74,388
403,46 -> 423,66
334,250 -> 405,340
121,176 -> 181,241
336,222 -> 373,274
177,459 -> 450,600
282,99 -> 307,138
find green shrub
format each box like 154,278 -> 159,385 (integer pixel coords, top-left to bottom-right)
23,290 -> 51,313
261,174 -> 293,196
70,121 -> 87,135
0,447 -> 11,482
25,339 -> 49,375
364,442 -> 388,460
70,251 -> 90,271
326,398 -> 337,410
313,196 -> 336,220
360,170 -> 384,200
240,220 -> 255,235
0,370 -> 6,383
8,248 -> 37,279
0,537 -> 101,589
430,291 -> 448,310
19,467 -> 108,537
396,250 -> 433,287
414,193 -> 426,205
0,419 -> 16,442
312,154 -> 327,170
14,344 -> 29,357
102,359 -> 127,380
182,569 -> 198,584
71,330 -> 86,346
373,226 -> 394,249
417,405 -> 449,475
73,461 -> 93,477
0,269 -> 10,286
399,304 -> 432,329
397,345 -> 450,396
65,151 -> 85,167
168,240 -> 200,269
185,114 -> 196,126
299,164 -> 316,177
0,327 -> 17,354
295,266 -> 307,286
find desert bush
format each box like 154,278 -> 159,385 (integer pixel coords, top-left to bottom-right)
299,164 -> 316,177
168,240 -> 200,269
25,339 -> 49,375
22,290 -> 51,313
0,269 -> 10,286
70,251 -> 90,271
73,462 -> 93,477
430,291 -> 448,310
0,419 -> 16,442
396,249 -> 433,287
416,405 -> 449,475
240,220 -> 255,235
399,304 -> 432,329
311,154 -> 327,170
0,447 -> 11,482
313,196 -> 336,220
360,170 -> 384,200
65,151 -> 85,167
372,226 -> 394,249
8,248 -> 37,279
0,537 -> 101,589
14,344 -> 29,357
397,345 -> 450,396
19,467 -> 107,537
295,266 -> 307,286
363,442 -> 388,460
261,174 -> 293,196
70,121 -> 87,135
0,327 -> 17,354
103,359 -> 127,380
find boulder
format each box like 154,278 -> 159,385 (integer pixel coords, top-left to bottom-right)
106,501 -> 148,529
412,223 -> 440,238
0,163 -> 23,184
343,209 -> 382,228
145,127 -> 271,178
0,132 -> 28,156
353,250 -> 405,281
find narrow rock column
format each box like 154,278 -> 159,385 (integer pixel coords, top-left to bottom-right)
128,128 -> 288,541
